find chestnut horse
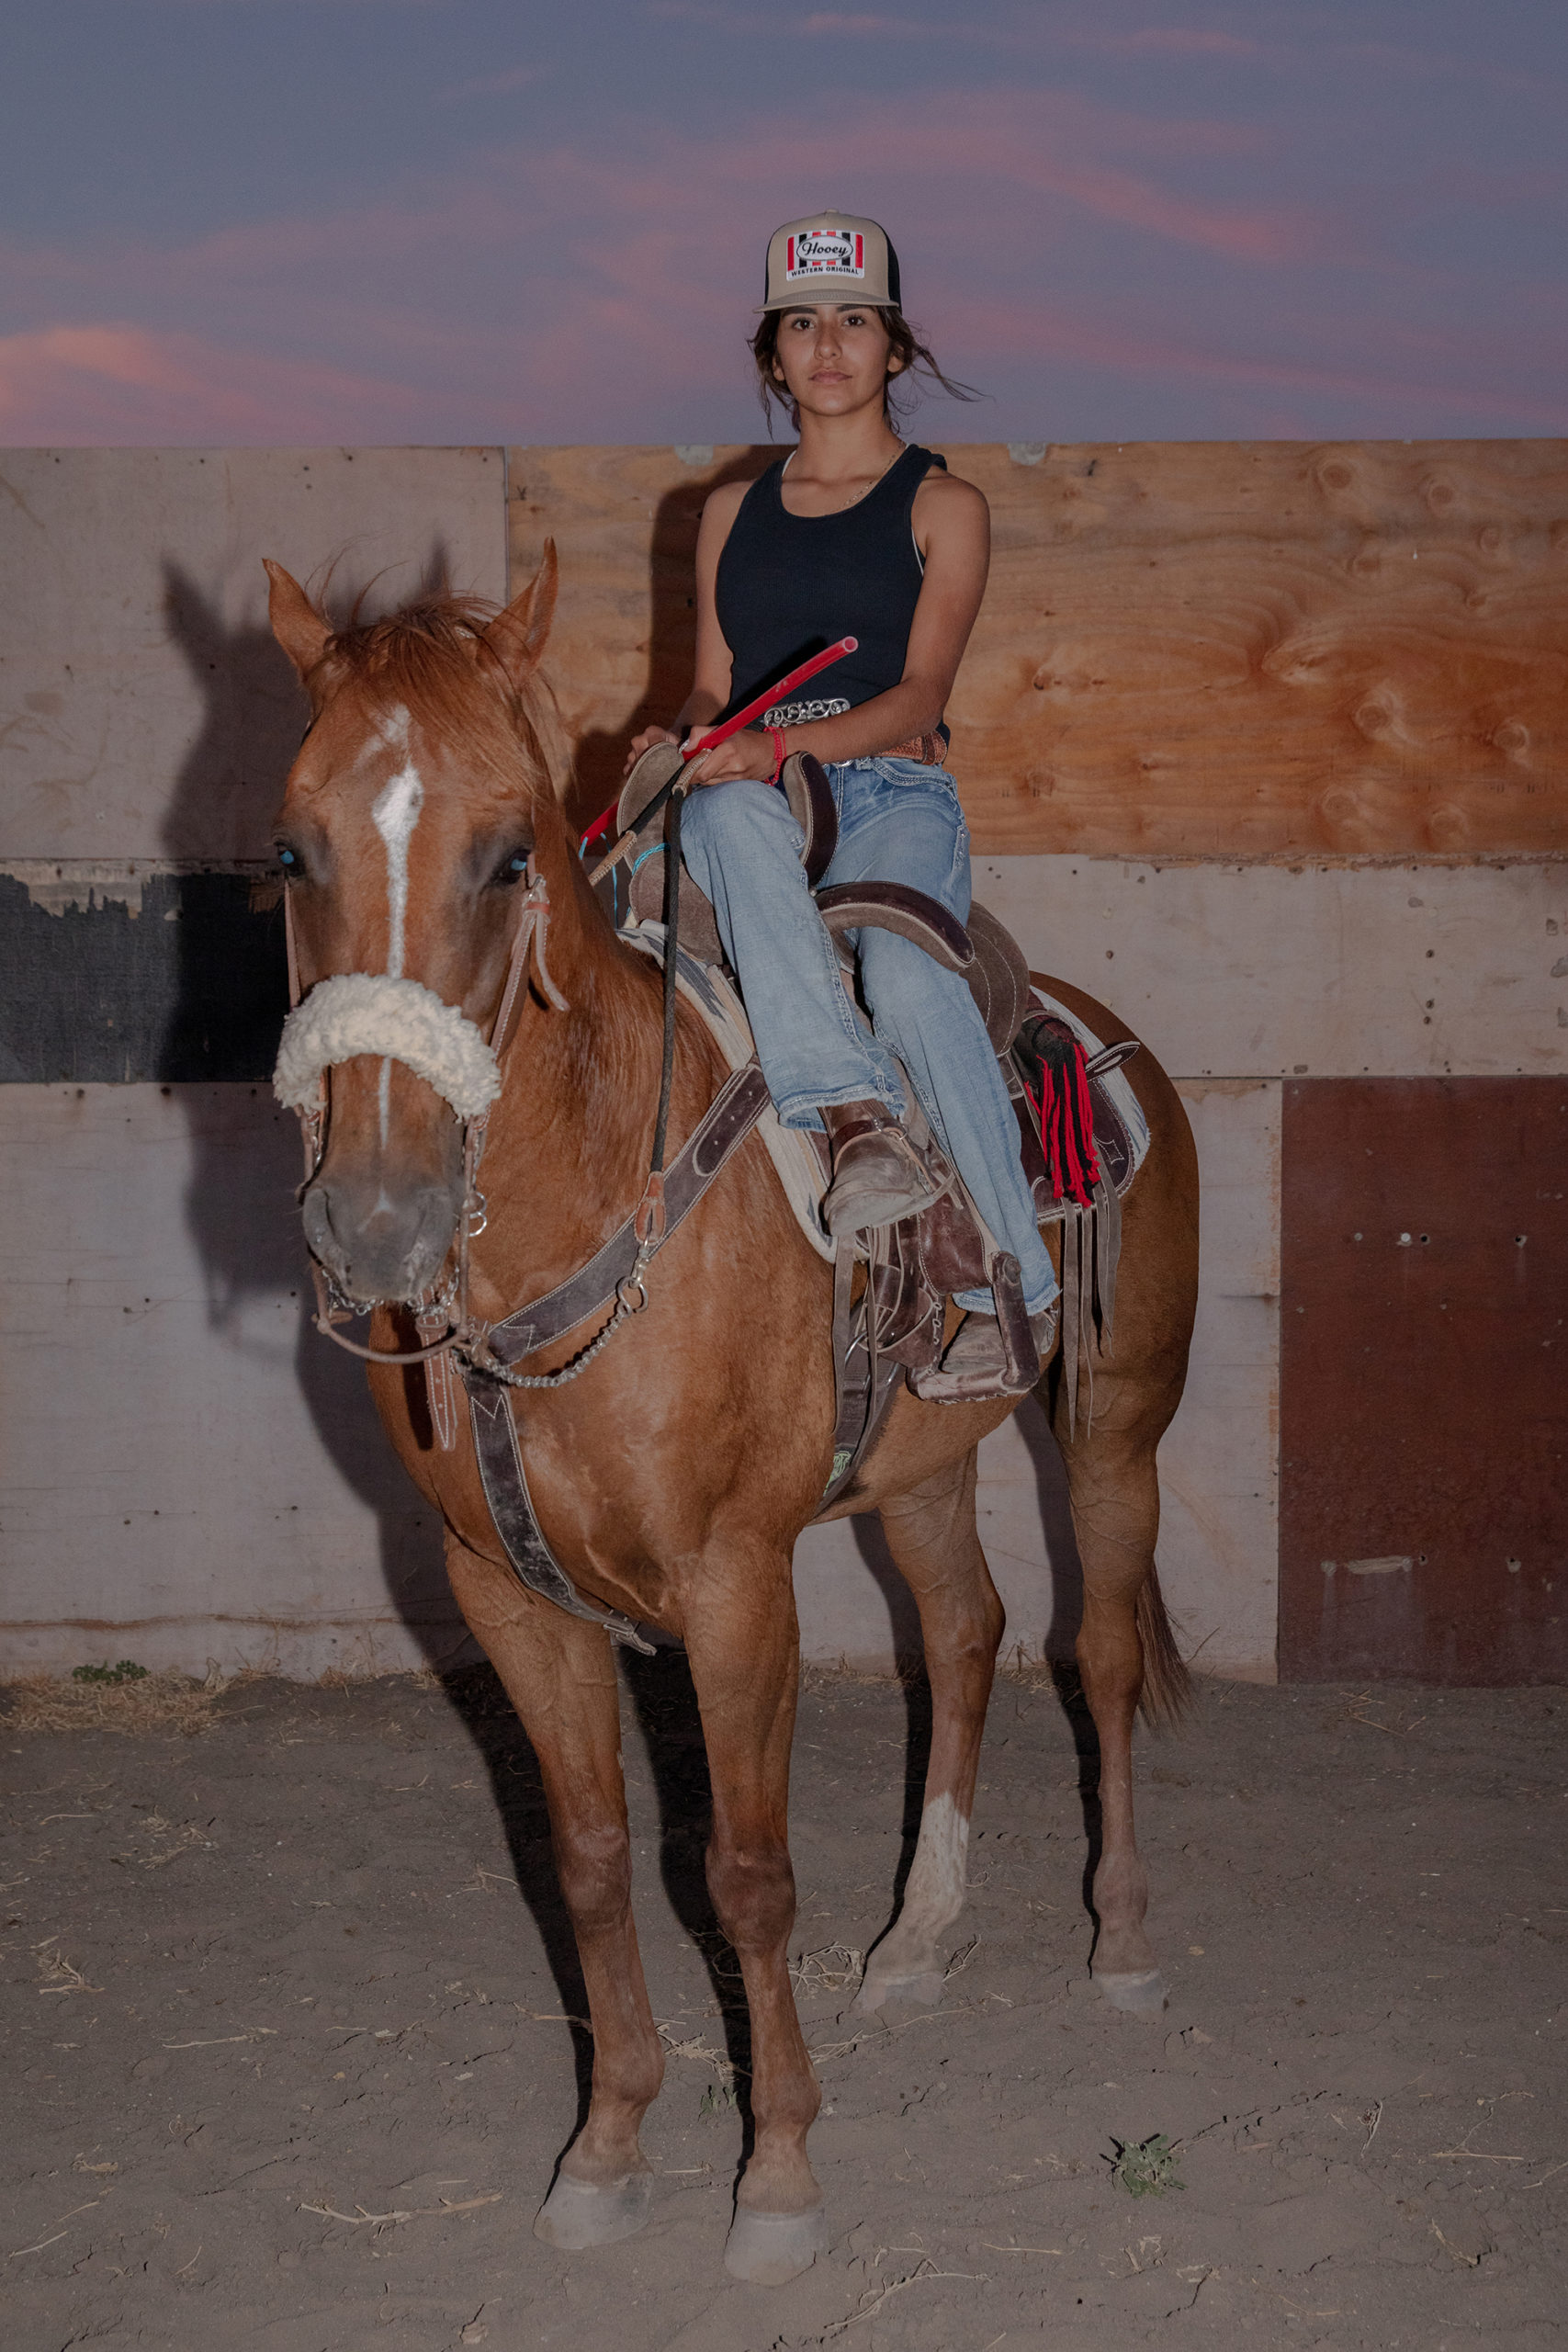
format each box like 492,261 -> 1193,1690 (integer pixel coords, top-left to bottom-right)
264,548 -> 1199,2285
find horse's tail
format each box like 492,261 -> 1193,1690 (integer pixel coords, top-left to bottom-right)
1136,1563 -> 1192,1728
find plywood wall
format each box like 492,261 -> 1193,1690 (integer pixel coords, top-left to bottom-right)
507,440 -> 1568,858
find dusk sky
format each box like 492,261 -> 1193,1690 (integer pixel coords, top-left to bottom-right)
2,1 -> 1563,447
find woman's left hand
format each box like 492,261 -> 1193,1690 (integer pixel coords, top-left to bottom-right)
681,725 -> 779,788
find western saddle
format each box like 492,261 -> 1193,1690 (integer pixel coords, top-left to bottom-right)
612,745 -> 1143,1506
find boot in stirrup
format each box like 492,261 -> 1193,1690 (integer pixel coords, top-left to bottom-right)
819,1099 -> 942,1238
910,1297 -> 1061,1406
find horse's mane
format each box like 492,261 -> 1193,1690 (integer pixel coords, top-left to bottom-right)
319,593 -> 562,801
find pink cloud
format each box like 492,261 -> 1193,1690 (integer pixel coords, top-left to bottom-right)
0,324 -> 423,442
935,287 -> 1568,429
0,89 -> 1301,320
1001,149 -> 1301,260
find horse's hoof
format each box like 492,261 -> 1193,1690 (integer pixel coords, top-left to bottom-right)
852,1966 -> 944,2018
724,2200 -> 827,2285
533,2167 -> 653,2249
1093,1967 -> 1168,2018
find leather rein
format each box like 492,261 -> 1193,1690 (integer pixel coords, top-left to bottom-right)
283,798 -> 695,1388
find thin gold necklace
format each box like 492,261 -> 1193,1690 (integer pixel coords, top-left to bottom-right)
783,443 -> 905,514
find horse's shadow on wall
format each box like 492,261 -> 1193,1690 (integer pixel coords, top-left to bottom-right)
562,445 -> 777,832
158,548 -> 475,1679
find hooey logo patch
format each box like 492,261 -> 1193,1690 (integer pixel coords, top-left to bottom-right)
787,227 -> 865,280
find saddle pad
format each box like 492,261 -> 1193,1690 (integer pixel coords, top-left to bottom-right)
1028,987 -> 1152,1202
622,922 -> 837,1261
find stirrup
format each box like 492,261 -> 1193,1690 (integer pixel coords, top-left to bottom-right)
910,1292 -> 1059,1406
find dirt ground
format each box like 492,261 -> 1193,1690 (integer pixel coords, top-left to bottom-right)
4,1664 -> 1564,2352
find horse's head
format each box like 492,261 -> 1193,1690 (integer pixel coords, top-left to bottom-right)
265,547 -> 563,1306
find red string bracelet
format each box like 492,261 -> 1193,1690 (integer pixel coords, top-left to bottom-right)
767,724 -> 787,782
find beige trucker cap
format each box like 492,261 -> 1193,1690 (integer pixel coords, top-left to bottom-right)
761,211 -> 903,311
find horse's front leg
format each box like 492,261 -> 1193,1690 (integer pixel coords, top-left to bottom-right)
444,1533 -> 665,2246
684,1556 -> 824,2286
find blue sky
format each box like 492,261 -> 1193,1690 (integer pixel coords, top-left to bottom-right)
1,0 -> 1563,443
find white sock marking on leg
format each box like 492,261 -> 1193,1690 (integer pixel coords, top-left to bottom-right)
900,1792 -> 970,1940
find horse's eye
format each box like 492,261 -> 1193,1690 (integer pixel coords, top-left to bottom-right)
276,843 -> 301,876
494,850 -> 529,888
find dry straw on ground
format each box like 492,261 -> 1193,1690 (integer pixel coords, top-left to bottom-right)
1,1666 -> 226,1737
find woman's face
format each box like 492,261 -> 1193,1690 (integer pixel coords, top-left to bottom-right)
772,304 -> 901,419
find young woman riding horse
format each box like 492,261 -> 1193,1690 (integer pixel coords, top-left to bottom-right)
260,213 -> 1198,2289
626,211 -> 1057,1402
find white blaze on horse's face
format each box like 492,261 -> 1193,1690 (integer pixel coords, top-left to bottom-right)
370,705 -> 424,978
369,705 -> 425,1145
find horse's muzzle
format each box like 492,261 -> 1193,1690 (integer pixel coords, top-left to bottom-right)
301,1175 -> 461,1306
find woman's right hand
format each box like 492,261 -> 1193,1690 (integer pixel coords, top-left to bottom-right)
623,726 -> 681,777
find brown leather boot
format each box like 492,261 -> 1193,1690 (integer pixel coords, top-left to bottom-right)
909,1299 -> 1061,1405
820,1100 -> 943,1237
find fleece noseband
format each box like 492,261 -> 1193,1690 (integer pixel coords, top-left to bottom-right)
273,972 -> 502,1122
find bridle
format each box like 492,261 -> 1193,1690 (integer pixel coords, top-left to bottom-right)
280,806 -> 687,1387
282,855 -> 568,1370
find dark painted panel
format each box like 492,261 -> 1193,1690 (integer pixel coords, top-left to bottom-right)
1280,1079 -> 1568,1685
0,872 -> 287,1083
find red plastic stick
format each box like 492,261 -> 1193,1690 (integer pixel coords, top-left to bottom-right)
579,636 -> 858,850
682,636 -> 858,760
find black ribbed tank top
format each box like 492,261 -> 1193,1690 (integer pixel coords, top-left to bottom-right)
714,443 -> 947,728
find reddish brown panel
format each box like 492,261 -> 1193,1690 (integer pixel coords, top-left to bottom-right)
1280,1079 -> 1568,1684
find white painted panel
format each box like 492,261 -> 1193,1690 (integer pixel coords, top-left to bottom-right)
0,1084 -> 469,1679
0,447 -> 507,863
792,1081 -> 1281,1682
976,855 -> 1567,1079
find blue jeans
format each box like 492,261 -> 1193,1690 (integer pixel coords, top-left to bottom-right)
680,758 -> 1058,1317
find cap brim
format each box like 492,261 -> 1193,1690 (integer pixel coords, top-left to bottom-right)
760,286 -> 893,311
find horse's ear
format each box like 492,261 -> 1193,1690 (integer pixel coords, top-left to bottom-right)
264,560 -> 332,681
483,539 -> 558,687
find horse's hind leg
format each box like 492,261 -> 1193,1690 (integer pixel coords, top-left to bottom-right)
444,1534 -> 665,2247
853,1447 -> 1005,2016
1055,1414 -> 1186,2017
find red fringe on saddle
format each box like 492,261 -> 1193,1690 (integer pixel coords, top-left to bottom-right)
1023,1035 -> 1101,1209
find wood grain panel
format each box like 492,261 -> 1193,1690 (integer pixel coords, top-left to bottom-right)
507,442 -> 775,825
1279,1078 -> 1568,1684
507,440 -> 1568,856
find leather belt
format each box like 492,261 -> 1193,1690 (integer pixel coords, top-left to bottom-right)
877,732 -> 945,764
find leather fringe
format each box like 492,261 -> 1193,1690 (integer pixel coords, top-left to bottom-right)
1060,1170 -> 1122,1442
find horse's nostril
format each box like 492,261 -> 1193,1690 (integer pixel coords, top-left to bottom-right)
301,1185 -> 335,1254
300,1178 -> 458,1304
